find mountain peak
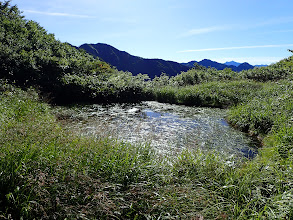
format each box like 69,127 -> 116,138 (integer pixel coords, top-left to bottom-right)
79,43 -> 189,78
182,59 -> 256,72
224,61 -> 241,67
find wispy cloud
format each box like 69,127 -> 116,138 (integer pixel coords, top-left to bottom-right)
23,10 -> 95,18
178,44 -> 293,53
179,16 -> 293,38
179,26 -> 229,38
256,16 -> 293,27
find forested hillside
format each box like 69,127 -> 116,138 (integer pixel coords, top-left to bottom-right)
0,1 -> 150,104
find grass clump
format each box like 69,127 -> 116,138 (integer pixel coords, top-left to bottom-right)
0,84 -> 163,219
228,80 -> 293,156
154,80 -> 263,108
170,147 -> 293,219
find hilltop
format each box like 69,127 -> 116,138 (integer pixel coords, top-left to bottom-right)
79,43 -> 190,78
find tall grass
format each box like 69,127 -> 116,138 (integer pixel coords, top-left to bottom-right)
0,83 -> 162,218
148,76 -> 293,218
228,80 -> 293,156
1,77 -> 293,219
154,80 -> 264,108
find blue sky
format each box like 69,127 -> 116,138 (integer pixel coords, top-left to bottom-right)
12,0 -> 293,65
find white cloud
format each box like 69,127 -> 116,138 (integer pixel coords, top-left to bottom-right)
179,16 -> 293,38
179,26 -> 229,38
178,44 -> 293,53
23,10 -> 95,18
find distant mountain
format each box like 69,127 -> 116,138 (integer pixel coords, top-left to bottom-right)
255,64 -> 268,67
79,43 -> 261,77
181,61 -> 197,68
238,62 -> 255,71
79,43 -> 189,79
182,59 -> 255,72
225,61 -> 268,68
199,59 -> 238,71
224,61 -> 241,67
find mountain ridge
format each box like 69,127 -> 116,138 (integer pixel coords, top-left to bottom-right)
181,59 -> 256,72
79,43 -> 262,78
224,61 -> 241,67
79,43 -> 190,79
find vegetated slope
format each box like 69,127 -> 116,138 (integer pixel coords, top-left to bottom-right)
181,59 -> 255,71
79,43 -> 190,78
0,2 -> 150,104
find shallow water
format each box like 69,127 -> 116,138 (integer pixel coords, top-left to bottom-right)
65,101 -> 258,158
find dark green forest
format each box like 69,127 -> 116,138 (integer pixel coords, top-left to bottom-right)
1,1 -> 293,219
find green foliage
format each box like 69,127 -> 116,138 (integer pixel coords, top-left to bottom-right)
171,147 -> 293,219
0,85 -> 160,218
152,55 -> 293,89
2,85 -> 293,219
228,80 -> 293,157
2,1 -> 293,106
153,80 -> 263,107
171,66 -> 240,86
0,1 -> 152,104
60,71 -> 151,103
2,63 -> 293,218
151,55 -> 293,161
240,65 -> 292,81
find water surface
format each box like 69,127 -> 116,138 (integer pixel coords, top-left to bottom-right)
65,101 -> 258,158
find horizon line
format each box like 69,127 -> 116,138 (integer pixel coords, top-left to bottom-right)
178,44 -> 293,53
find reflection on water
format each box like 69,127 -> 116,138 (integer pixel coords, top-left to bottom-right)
65,101 -> 258,158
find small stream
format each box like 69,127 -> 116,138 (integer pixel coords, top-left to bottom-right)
63,101 -> 258,158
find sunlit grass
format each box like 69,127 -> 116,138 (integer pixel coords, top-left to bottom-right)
154,80 -> 264,108
1,78 -> 293,219
0,84 -> 170,218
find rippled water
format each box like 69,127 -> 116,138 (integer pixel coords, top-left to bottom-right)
64,101 -> 258,158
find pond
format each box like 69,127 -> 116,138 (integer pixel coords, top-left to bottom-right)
62,101 -> 258,158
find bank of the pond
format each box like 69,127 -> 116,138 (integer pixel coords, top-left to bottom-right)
1,83 -> 293,219
152,80 -> 293,156
153,80 -> 264,108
